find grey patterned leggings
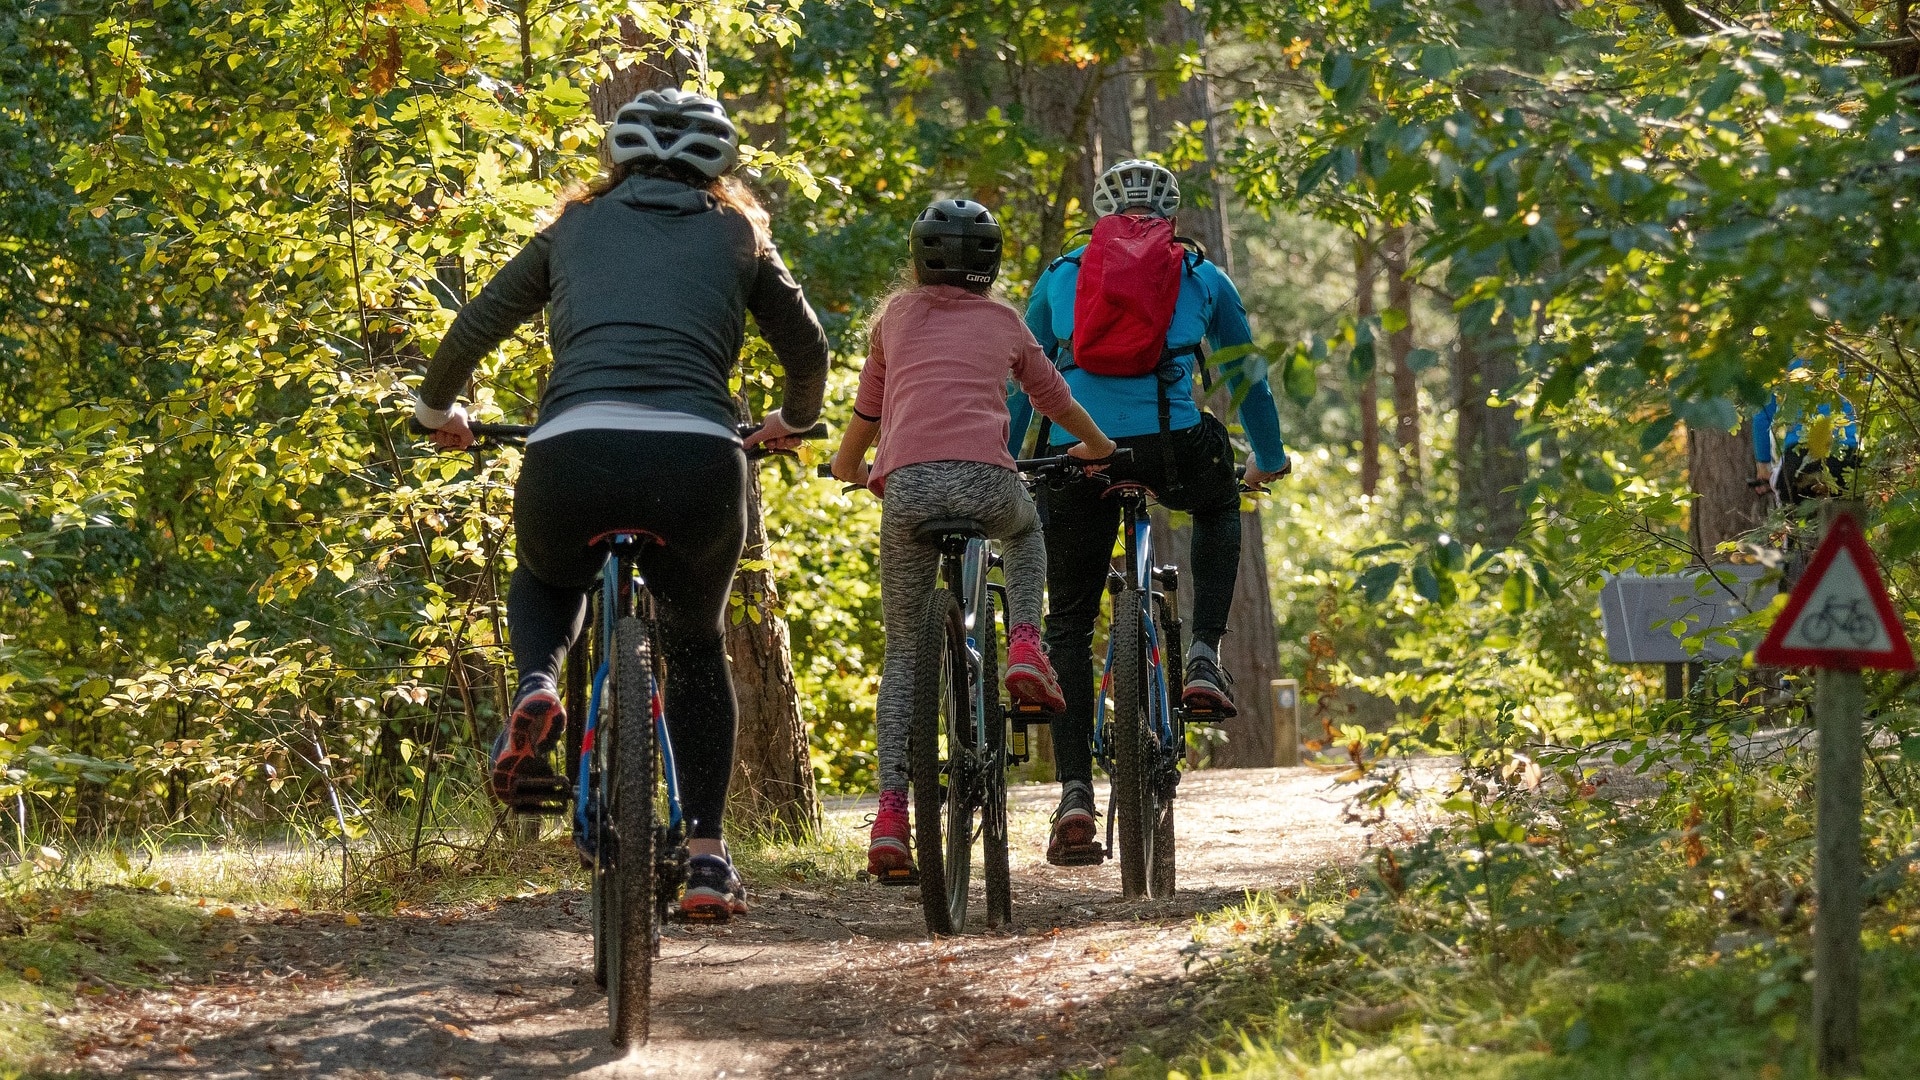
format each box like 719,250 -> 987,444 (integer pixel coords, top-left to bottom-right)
876,461 -> 1045,793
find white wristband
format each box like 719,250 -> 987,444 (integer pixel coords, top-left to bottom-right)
414,398 -> 465,430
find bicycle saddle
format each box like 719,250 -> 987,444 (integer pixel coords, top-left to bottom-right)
586,528 -> 666,549
1102,481 -> 1155,499
914,517 -> 988,542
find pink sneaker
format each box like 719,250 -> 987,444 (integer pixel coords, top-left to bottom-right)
1005,624 -> 1067,713
868,790 -> 916,884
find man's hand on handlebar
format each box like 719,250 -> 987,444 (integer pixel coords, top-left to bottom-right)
743,409 -> 809,453
1241,456 -> 1291,493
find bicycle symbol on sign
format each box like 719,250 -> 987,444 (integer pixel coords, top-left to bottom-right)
1801,596 -> 1878,647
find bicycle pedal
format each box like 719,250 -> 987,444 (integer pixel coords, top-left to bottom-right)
506,777 -> 570,815
1051,843 -> 1107,867
1180,707 -> 1232,726
877,866 -> 919,887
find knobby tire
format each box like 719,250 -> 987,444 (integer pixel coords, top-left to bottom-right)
980,588 -> 1012,928
911,591 -> 969,935
1109,589 -> 1153,899
607,617 -> 656,1046
1150,593 -> 1181,899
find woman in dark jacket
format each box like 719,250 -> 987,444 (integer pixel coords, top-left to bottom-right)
414,89 -> 829,920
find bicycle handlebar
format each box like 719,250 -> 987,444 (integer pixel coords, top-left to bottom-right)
1014,447 -> 1135,475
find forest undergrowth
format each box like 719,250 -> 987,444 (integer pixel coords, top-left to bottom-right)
1096,721 -> 1920,1080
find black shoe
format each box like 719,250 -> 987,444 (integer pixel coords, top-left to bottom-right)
1046,780 -> 1104,866
1182,656 -> 1237,719
679,854 -> 749,922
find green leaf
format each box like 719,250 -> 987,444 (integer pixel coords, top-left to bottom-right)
1411,563 -> 1442,603
1418,45 -> 1458,79
1380,308 -> 1409,334
1282,348 -> 1318,405
1348,340 -> 1376,381
1352,541 -> 1411,559
1356,562 -> 1402,603
1639,414 -> 1679,453
1296,153 -> 1336,198
1323,51 -> 1354,91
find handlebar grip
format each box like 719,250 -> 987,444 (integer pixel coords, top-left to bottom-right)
816,463 -> 835,478
736,420 -> 831,440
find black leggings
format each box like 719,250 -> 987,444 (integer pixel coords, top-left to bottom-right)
509,429 -> 747,840
1038,415 -> 1242,785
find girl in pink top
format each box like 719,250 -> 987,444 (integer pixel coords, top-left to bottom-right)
831,199 -> 1115,881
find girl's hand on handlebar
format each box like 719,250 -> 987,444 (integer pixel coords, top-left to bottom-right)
830,451 -> 871,488
423,404 -> 475,451
743,409 -> 808,453
1066,435 -> 1118,466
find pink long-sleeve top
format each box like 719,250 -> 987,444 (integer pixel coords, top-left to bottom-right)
854,286 -> 1076,494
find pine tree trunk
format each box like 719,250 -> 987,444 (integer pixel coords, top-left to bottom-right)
724,465 -> 820,832
1355,235 -> 1381,498
1688,421 -> 1763,562
1383,227 -> 1420,491
1094,64 -> 1134,173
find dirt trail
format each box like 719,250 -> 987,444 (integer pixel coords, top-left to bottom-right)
74,767 -> 1392,1079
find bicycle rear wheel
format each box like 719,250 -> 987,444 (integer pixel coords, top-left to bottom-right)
980,588 -> 1012,929
606,617 -> 656,1047
1109,589 -> 1154,900
911,590 -> 972,935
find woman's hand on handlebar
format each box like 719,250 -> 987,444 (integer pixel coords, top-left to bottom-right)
743,409 -> 809,453
420,403 -> 475,451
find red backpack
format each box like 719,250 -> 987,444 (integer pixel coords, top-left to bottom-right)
1069,214 -> 1188,375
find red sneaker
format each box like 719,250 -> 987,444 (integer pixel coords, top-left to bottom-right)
868,790 -> 916,884
1005,623 -> 1067,713
489,688 -> 564,805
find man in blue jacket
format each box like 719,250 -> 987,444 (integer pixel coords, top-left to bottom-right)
1008,159 -> 1290,866
1752,360 -> 1861,505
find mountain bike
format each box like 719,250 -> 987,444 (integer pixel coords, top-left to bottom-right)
419,416 -> 823,1046
817,450 -> 1129,934
1022,457 -> 1238,900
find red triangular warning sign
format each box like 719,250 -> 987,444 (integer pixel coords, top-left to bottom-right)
1755,512 -> 1914,670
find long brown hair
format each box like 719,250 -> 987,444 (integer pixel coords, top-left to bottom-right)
563,159 -> 773,254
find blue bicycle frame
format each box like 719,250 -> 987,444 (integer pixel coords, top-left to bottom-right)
574,538 -> 683,845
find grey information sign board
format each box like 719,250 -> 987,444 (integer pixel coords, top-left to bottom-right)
1598,565 -> 1772,663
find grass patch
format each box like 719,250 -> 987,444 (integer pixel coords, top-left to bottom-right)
0,888 -> 214,1073
1093,757 -> 1920,1080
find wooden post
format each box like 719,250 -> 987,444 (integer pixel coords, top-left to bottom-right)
1270,679 -> 1300,767
1813,498 -> 1866,1077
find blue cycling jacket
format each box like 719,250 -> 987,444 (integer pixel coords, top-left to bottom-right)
1005,246 -> 1288,473
1752,360 -> 1861,463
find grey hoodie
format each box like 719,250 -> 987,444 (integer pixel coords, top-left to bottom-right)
419,176 -> 829,432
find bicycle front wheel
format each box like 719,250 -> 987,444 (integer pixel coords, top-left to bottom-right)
1109,589 -> 1155,900
606,616 -> 657,1047
911,589 -> 973,935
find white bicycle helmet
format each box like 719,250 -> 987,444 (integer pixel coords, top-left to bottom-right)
606,89 -> 740,180
1093,159 -> 1181,218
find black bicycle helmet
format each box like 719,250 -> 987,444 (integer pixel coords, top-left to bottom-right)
910,199 -> 1001,290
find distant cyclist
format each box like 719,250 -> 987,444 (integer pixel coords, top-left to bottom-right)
828,198 -> 1115,881
1753,359 -> 1861,505
1007,159 -> 1289,867
413,90 -> 829,920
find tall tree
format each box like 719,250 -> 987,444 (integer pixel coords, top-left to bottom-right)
1688,422 -> 1763,562
1150,2 -> 1278,768
1383,226 -> 1420,490
1355,235 -> 1382,497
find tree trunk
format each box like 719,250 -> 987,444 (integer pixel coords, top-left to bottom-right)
1147,6 -> 1277,769
1687,421 -> 1763,562
724,465 -> 821,832
590,38 -> 816,830
1094,64 -> 1134,173
1026,62 -> 1100,267
1383,226 -> 1420,491
1355,235 -> 1381,498
1455,305 -> 1525,549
